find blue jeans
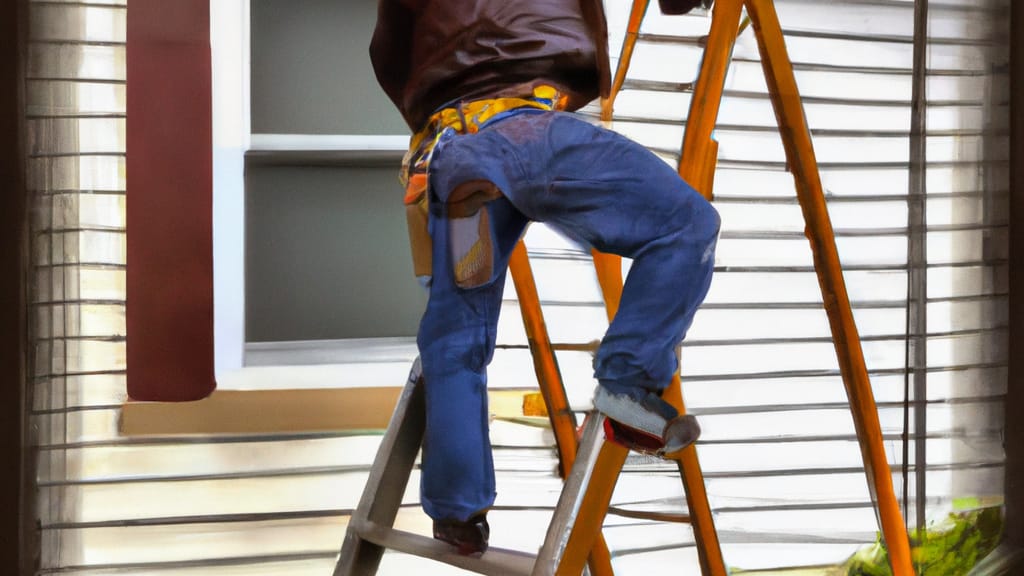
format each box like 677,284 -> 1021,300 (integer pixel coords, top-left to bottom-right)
417,111 -> 720,521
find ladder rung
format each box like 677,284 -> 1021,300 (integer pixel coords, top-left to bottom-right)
354,520 -> 537,576
636,32 -> 705,46
607,505 -> 691,524
622,78 -> 695,93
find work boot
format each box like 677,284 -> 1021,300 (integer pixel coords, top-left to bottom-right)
593,385 -> 700,456
433,513 -> 489,555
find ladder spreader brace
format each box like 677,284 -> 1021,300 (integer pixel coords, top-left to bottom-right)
336,0 -> 916,574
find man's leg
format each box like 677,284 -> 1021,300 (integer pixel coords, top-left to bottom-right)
416,171 -> 529,535
493,112 -> 720,449
415,109 -> 717,454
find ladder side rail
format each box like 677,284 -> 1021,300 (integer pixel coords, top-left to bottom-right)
335,363 -> 428,576
601,0 -> 652,121
743,0 -> 914,573
509,241 -> 616,576
670,428 -> 723,575
589,247 -> 728,576
677,0 -> 745,199
587,2 -> 753,573
509,242 -> 582,475
550,430 -> 630,576
664,4 -> 747,571
535,414 -> 624,576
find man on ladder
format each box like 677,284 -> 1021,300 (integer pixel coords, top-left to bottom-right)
370,0 -> 720,556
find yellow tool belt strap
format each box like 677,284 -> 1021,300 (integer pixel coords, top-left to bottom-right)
402,85 -> 567,195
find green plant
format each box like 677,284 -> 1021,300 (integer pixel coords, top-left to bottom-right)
844,507 -> 1003,576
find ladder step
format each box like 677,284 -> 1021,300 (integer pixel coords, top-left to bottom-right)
636,32 -> 705,46
621,78 -> 695,93
607,505 -> 691,524
354,520 -> 537,576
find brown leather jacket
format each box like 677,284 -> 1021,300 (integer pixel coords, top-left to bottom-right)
370,0 -> 705,131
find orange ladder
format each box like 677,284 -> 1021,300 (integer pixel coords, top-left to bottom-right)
600,0 -> 915,573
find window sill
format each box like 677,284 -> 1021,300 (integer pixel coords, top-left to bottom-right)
120,337 -> 537,436
119,386 -> 402,435
119,386 -> 538,436
245,133 -> 408,166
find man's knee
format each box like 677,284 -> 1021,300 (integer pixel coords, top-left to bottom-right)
700,200 -> 721,240
668,193 -> 721,243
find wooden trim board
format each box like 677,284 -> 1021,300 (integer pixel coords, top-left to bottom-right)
120,388 -> 539,436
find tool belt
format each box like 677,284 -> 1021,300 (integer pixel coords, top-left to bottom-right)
401,86 -> 567,280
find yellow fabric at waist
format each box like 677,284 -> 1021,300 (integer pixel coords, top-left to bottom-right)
410,85 -> 566,150
401,85 -> 567,197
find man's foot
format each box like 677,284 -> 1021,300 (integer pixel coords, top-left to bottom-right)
593,386 -> 700,456
433,513 -> 490,555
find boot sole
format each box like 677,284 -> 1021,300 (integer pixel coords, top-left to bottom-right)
594,386 -> 701,455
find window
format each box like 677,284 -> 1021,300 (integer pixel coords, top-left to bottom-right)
214,0 -> 426,388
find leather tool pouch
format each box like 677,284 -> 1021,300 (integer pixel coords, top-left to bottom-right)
404,173 -> 433,279
404,174 -> 504,287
